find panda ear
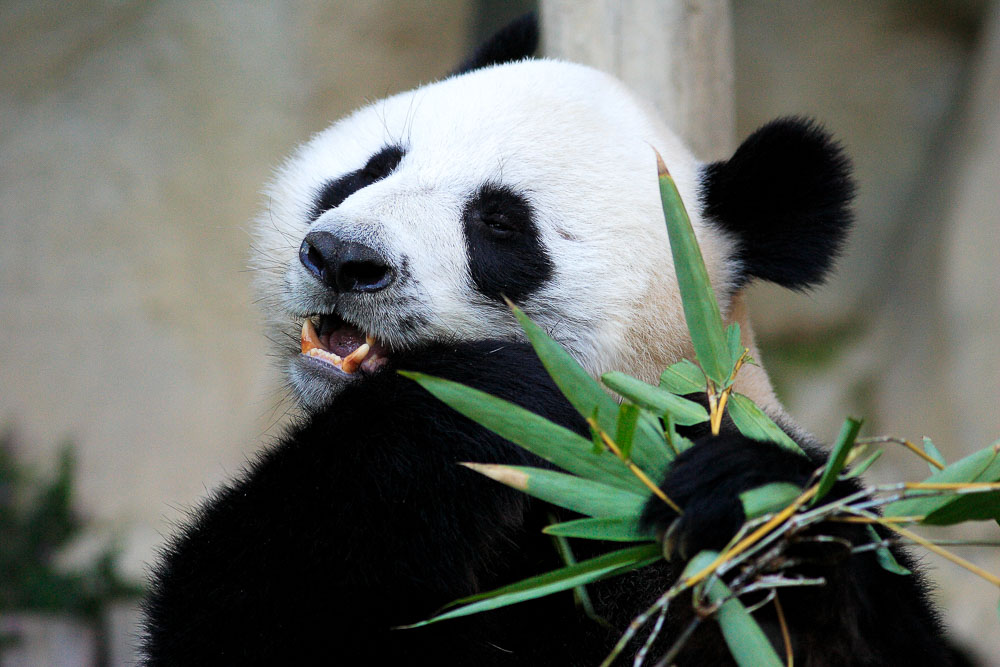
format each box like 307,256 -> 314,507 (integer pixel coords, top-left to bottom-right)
452,12 -> 539,76
700,117 -> 855,290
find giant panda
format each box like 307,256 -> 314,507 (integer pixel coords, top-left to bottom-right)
142,15 -> 964,666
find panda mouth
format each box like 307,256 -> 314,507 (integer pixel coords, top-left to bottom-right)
300,314 -> 389,375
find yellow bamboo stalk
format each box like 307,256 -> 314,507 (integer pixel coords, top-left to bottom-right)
876,520 -> 1000,587
586,418 -> 683,514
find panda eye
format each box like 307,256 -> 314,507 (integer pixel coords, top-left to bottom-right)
466,184 -> 532,239
480,213 -> 518,236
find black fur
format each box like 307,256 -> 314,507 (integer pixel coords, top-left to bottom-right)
452,12 -> 539,76
310,145 -> 406,222
701,118 -> 855,290
462,183 -> 553,302
142,343 -> 649,665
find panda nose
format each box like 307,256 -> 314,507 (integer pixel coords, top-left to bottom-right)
299,231 -> 394,293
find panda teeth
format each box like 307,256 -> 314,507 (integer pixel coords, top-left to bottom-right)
340,343 -> 370,374
300,318 -> 325,354
300,318 -> 376,374
305,347 -> 343,365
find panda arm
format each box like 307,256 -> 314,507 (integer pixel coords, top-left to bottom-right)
141,341 -> 601,665
641,433 -> 963,666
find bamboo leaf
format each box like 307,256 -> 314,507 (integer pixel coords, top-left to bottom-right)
543,517 -> 654,542
616,403 -> 641,460
726,393 -> 805,456
843,448 -> 882,479
866,526 -> 911,575
657,154 -> 730,385
812,418 -> 863,505
405,544 -> 662,628
401,372 -> 642,492
461,463 -> 648,519
885,440 -> 1000,522
659,359 -> 707,395
602,372 -> 709,426
726,323 -> 744,370
664,413 -> 695,455
922,493 -> 1000,525
739,482 -> 803,520
683,551 -> 783,667
923,437 -> 946,474
510,304 -> 672,477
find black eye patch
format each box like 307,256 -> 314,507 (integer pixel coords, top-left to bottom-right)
309,145 -> 405,222
462,183 -> 553,303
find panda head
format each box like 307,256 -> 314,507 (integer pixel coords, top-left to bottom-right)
252,17 -> 853,411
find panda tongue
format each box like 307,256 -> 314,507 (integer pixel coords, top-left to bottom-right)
322,325 -> 366,359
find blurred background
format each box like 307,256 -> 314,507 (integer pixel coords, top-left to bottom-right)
2,0 -> 998,664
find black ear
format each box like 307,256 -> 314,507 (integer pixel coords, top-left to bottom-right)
700,117 -> 855,290
452,12 -> 539,76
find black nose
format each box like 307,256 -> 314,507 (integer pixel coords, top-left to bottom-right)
299,231 -> 394,293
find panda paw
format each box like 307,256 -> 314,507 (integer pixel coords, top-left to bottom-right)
640,433 -> 819,562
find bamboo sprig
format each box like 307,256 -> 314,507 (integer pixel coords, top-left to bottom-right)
857,436 -> 946,470
587,416 -> 683,514
867,514 -> 1000,587
706,347 -> 752,435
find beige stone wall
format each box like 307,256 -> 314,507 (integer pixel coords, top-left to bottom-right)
0,0 -> 472,576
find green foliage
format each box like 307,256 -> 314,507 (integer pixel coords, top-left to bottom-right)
884,440 -> 1000,524
543,517 -> 653,542
0,430 -> 141,619
401,544 -> 661,628
657,160 -> 730,386
659,359 -> 707,395
811,417 -> 863,505
602,372 -> 708,426
739,482 -> 802,520
727,393 -> 804,455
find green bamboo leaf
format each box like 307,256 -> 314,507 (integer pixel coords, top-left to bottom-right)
602,372 -> 709,426
885,440 -> 1000,522
589,408 -> 605,455
543,516 -> 653,542
510,304 -> 672,477
726,322 -> 744,371
657,155 -> 730,385
664,413 -> 695,455
461,463 -> 648,519
659,359 -> 707,395
843,448 -> 883,479
811,418 -> 863,506
615,403 -> 641,460
404,543 -> 662,628
726,393 -> 805,456
922,437 -> 946,474
866,526 -> 911,575
401,372 -> 642,492
683,551 -> 783,667
739,482 -> 803,520
922,492 -> 1000,525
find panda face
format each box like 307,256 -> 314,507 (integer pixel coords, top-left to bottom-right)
253,60 -> 744,409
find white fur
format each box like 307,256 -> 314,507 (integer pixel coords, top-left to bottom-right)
251,59 -> 746,408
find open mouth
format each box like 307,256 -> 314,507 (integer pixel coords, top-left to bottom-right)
300,314 -> 389,375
